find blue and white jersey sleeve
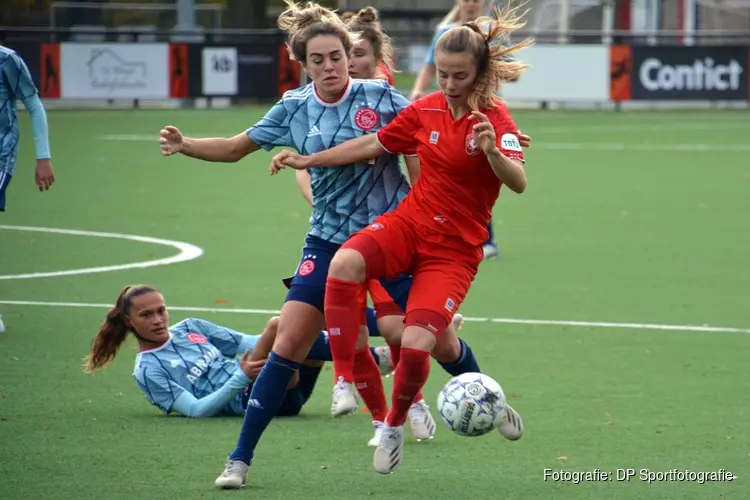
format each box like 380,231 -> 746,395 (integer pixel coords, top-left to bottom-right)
134,365 -> 187,414
1,50 -> 38,101
174,318 -> 259,358
246,98 -> 292,151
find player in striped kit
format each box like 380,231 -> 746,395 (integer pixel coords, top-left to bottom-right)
0,34 -> 56,333
84,285 -> 338,418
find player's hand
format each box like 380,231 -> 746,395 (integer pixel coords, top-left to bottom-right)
519,131 -> 531,148
409,90 -> 424,102
270,150 -> 311,175
34,159 -> 55,191
469,111 -> 497,155
159,125 -> 184,156
239,350 -> 266,380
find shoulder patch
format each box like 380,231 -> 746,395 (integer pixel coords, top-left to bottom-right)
500,133 -> 523,152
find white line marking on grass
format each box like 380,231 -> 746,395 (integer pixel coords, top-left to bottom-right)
0,299 -> 747,334
537,142 -> 750,152
0,225 -> 204,280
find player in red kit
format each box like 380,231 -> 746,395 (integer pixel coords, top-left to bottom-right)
271,5 -> 531,474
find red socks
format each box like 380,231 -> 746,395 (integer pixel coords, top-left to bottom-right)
386,347 -> 431,427
324,277 -> 364,383
353,347 -> 388,422
386,341 -> 424,404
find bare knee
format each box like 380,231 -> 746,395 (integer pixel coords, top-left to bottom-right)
377,315 -> 405,345
431,324 -> 461,363
402,326 -> 437,352
265,316 -> 280,338
329,249 -> 366,282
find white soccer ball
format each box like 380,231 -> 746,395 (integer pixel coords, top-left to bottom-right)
437,372 -> 507,437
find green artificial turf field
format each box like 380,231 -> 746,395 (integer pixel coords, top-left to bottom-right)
0,108 -> 748,499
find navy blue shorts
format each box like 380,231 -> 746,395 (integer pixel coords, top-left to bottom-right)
0,172 -> 12,212
283,235 -> 414,315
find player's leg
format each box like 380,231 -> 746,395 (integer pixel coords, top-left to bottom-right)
216,239 -> 331,489
0,171 -> 12,332
366,307 -> 396,376
373,238 -> 481,474
324,215 -> 415,418
376,276 -> 440,442
483,217 -> 499,260
276,361 -> 324,417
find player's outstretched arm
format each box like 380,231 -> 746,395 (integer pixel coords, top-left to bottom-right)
270,134 -> 385,174
159,126 -> 260,163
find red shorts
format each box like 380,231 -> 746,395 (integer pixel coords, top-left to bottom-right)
345,211 -> 482,334
367,279 -> 404,318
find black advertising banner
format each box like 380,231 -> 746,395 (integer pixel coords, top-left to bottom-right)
236,42 -> 280,100
631,46 -> 749,101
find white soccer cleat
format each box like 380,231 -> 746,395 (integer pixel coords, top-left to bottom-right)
0,315 -> 5,333
451,313 -> 464,333
368,420 -> 384,447
407,399 -> 436,441
373,424 -> 404,474
496,404 -> 524,441
331,376 -> 359,417
374,346 -> 394,377
214,460 -> 249,489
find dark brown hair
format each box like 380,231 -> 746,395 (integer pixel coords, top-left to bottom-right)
83,285 -> 157,373
278,1 -> 354,65
436,3 -> 533,109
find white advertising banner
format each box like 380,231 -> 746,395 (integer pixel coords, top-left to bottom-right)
61,43 -> 169,99
501,45 -> 610,102
202,47 -> 239,96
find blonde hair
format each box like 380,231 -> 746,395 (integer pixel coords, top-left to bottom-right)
344,6 -> 396,79
83,285 -> 157,374
277,0 -> 354,64
436,3 -> 532,110
438,6 -> 461,27
438,0 -> 487,27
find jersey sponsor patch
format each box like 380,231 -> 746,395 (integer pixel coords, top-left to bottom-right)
354,107 -> 379,130
500,133 -> 523,152
465,134 -> 481,156
187,333 -> 208,344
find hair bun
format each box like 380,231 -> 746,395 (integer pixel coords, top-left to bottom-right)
355,6 -> 379,24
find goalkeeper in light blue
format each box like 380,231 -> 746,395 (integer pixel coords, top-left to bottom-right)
83,285 -> 394,418
0,32 -> 56,212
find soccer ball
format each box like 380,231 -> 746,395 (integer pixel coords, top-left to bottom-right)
437,372 -> 507,437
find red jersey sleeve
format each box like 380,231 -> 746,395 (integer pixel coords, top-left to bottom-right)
377,104 -> 419,156
490,107 -> 525,162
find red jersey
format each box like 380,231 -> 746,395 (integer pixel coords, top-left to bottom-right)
376,91 -> 524,246
378,63 -> 395,86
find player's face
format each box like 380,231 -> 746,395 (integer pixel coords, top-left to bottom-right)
435,50 -> 478,108
348,39 -> 378,80
126,292 -> 170,344
305,35 -> 350,99
458,0 -> 484,22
